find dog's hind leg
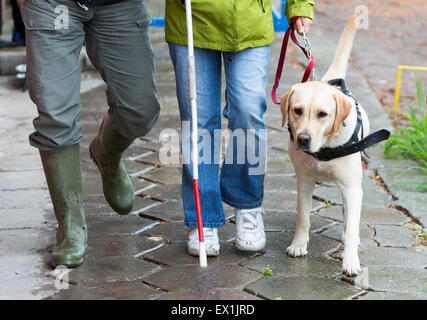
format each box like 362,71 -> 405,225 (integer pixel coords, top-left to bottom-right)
287,176 -> 316,257
338,183 -> 362,276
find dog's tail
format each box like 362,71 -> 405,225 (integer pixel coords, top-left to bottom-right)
321,15 -> 358,81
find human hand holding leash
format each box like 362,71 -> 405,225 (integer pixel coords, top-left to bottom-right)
293,17 -> 313,35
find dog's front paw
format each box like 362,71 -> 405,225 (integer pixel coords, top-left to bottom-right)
286,243 -> 308,257
342,253 -> 361,277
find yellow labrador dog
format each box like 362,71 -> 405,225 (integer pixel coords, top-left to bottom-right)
280,16 -> 368,276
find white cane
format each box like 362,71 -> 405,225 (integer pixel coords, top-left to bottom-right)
185,0 -> 207,268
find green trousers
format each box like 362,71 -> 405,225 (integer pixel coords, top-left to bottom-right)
21,0 -> 161,151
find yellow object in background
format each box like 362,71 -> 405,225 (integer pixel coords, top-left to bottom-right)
394,65 -> 427,111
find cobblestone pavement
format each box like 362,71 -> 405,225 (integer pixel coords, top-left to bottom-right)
1,1 -> 426,300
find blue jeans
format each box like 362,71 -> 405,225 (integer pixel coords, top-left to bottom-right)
169,43 -> 270,228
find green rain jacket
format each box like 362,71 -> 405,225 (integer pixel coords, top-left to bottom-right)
165,0 -> 314,52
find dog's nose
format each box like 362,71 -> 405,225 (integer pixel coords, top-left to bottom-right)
297,133 -> 311,146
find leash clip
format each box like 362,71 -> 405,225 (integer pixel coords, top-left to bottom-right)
301,31 -> 317,81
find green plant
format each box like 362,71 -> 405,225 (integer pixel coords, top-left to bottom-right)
262,269 -> 272,277
384,76 -> 427,190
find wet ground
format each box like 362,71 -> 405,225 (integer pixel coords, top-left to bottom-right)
0,0 -> 426,300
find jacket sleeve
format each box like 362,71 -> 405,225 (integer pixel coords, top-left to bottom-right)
284,0 -> 314,23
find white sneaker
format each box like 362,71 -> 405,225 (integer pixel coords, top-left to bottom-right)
187,227 -> 220,257
235,207 -> 266,251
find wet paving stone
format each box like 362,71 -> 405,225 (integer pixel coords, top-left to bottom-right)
393,191 -> 427,227
322,224 -> 377,248
69,257 -> 161,284
315,206 -> 410,225
263,231 -> 341,255
131,197 -> 163,215
51,281 -> 162,300
263,211 -> 335,232
265,161 -> 295,175
359,291 -> 427,300
143,264 -> 263,292
139,167 -> 182,185
245,276 -> 362,300
242,254 -> 342,277
135,152 -> 164,167
139,183 -> 182,201
313,175 -> 392,208
87,215 -> 158,237
86,235 -> 161,258
142,221 -> 235,243
264,175 -> 297,192
159,288 -> 262,300
373,225 -> 417,248
356,246 -> 427,268
344,266 -> 427,293
143,242 -> 256,266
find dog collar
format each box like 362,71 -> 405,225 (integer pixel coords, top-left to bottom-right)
288,79 -> 390,161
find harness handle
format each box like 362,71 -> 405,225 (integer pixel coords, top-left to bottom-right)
272,18 -> 316,105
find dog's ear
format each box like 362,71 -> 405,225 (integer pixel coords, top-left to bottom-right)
280,89 -> 294,127
332,92 -> 353,133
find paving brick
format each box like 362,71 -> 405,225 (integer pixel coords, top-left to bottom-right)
263,231 -> 341,255
69,257 -> 161,284
144,265 -> 263,291
245,276 -> 362,300
50,281 -> 162,300
315,206 -> 410,225
373,225 -> 417,248
87,215 -> 157,237
263,211 -> 334,232
242,254 -> 341,277
160,288 -> 262,300
322,224 -> 377,247
143,242 -> 256,266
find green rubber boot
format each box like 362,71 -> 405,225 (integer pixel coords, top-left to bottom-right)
89,114 -> 135,215
40,144 -> 87,268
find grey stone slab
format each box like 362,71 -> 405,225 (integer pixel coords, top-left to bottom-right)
245,276 -> 362,300
373,225 -> 417,248
263,192 -> 297,212
143,221 -> 235,243
322,224 -> 377,248
140,200 -> 185,222
264,175 -> 297,192
0,229 -> 54,256
263,211 -> 334,232
0,170 -> 47,190
51,281 -> 162,300
69,257 -> 161,284
315,206 -> 410,225
144,242 -> 256,266
139,166 -> 182,185
313,174 -> 392,208
86,235 -> 161,258
357,247 -> 427,268
87,215 -> 157,237
144,264 -> 263,291
139,183 -> 182,201
0,153 -> 43,172
160,288 -> 262,300
378,167 -> 427,194
393,191 -> 427,227
242,254 -> 342,277
0,189 -> 50,210
359,291 -> 427,300
346,266 -> 427,293
263,231 -> 341,256
0,208 -> 55,230
265,161 -> 295,175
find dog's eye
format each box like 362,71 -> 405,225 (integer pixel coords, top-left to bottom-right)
294,108 -> 303,116
318,111 -> 328,118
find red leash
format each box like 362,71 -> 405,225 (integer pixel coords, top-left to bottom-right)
272,18 -> 316,105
